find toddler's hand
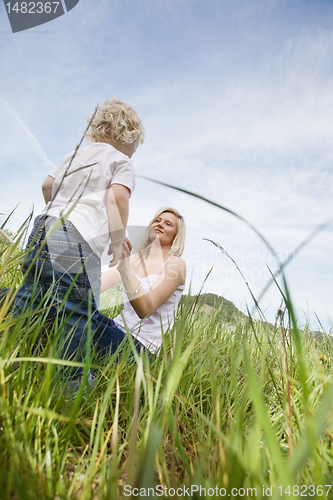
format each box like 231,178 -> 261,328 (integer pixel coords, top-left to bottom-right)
116,238 -> 133,272
108,242 -> 122,267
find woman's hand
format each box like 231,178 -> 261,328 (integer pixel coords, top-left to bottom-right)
117,238 -> 133,272
101,237 -> 133,292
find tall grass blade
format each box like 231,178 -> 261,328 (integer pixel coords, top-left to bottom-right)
139,175 -> 280,263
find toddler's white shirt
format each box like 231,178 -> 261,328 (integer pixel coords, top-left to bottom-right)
42,142 -> 135,257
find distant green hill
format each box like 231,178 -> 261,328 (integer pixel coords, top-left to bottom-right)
183,293 -> 330,339
181,292 -> 247,324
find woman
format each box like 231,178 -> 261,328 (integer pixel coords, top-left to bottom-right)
93,207 -> 186,358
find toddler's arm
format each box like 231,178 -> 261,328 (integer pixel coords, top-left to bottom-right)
42,176 -> 55,203
106,184 -> 130,266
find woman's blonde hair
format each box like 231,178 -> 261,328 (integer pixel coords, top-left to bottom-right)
132,207 -> 186,267
85,98 -> 145,145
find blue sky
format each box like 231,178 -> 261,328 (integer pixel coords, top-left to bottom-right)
1,0 -> 332,330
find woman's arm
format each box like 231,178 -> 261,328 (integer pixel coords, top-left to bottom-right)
100,266 -> 122,293
118,242 -> 186,319
131,258 -> 186,318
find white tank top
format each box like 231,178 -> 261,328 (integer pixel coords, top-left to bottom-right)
113,258 -> 185,353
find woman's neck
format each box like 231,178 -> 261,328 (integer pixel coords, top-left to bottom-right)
147,240 -> 170,263
133,240 -> 172,278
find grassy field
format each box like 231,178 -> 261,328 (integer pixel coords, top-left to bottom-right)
1,225 -> 333,500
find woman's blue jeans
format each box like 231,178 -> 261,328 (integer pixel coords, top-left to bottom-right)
14,215 -> 101,379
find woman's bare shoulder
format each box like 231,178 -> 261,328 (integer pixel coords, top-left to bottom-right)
167,255 -> 186,266
165,256 -> 186,283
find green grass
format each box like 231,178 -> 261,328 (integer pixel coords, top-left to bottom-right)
1,224 -> 333,500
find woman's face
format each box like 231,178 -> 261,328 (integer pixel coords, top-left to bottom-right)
151,212 -> 178,247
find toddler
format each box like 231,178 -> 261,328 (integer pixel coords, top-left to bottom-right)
14,98 -> 145,383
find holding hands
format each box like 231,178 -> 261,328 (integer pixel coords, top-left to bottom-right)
108,238 -> 132,268
107,241 -> 122,267
116,238 -> 133,271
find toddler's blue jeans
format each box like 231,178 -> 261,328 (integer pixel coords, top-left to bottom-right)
14,215 -> 101,379
93,313 -> 147,360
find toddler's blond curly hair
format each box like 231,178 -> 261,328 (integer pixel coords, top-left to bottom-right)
85,98 -> 145,145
